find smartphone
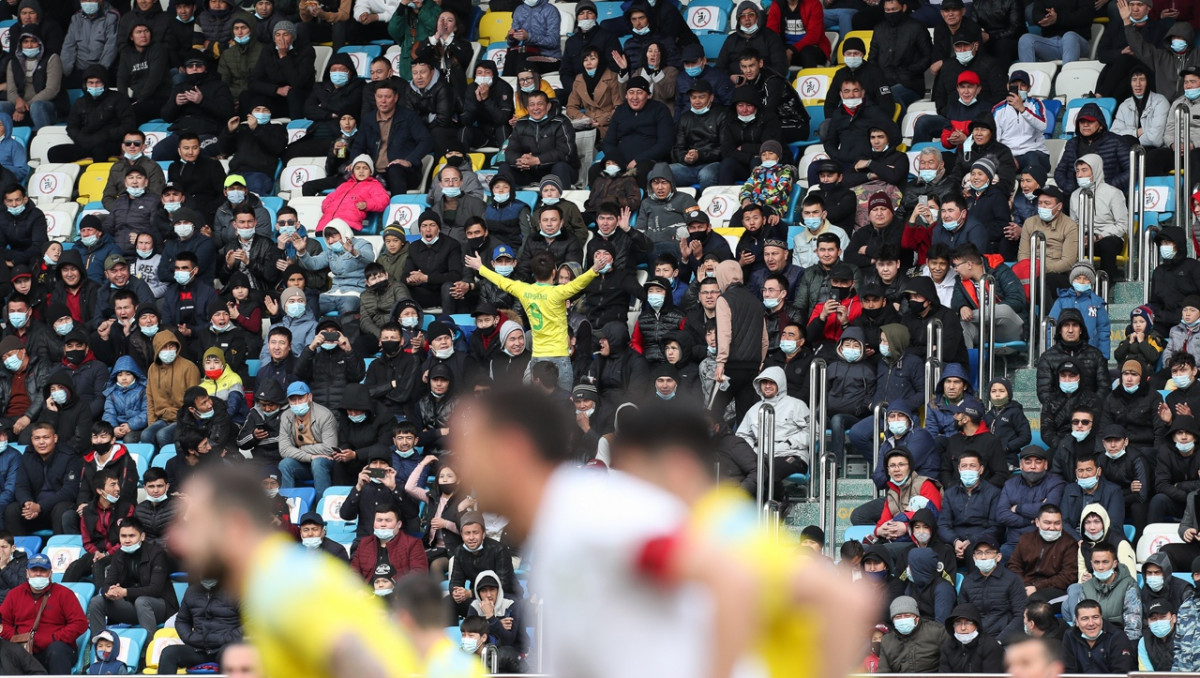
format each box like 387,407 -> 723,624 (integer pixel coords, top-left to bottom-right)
368,468 -> 387,479
834,286 -> 851,302
918,195 -> 928,207
322,331 -> 339,342
1008,84 -> 1020,96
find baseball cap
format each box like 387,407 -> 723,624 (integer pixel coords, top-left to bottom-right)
471,302 -> 499,317
972,535 -> 1001,552
299,511 -> 324,527
815,159 -> 840,174
1009,70 -> 1031,86
859,281 -> 885,299
681,43 -> 704,62
492,244 -> 515,260
223,174 -> 247,188
687,79 -> 713,94
286,381 -> 311,397
685,208 -> 709,225
1034,186 -> 1066,203
957,70 -> 981,86
1057,360 -> 1081,375
9,266 -> 31,281
1019,445 -> 1049,460
27,554 -> 50,570
1100,424 -> 1128,440
103,254 -> 127,271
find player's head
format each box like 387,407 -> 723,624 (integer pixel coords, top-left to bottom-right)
449,386 -> 572,538
1005,637 -> 1063,678
609,401 -> 716,501
221,643 -> 262,678
170,466 -> 276,582
392,573 -> 453,632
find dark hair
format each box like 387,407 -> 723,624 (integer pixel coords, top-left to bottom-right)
472,386 -> 573,465
461,615 -> 490,636
612,402 -> 717,476
4,184 -> 25,198
184,385 -> 209,408
143,467 -> 169,484
364,262 -> 385,278
1075,453 -> 1100,469
654,253 -> 679,269
1025,602 -> 1057,631
738,48 -> 763,62
374,504 -> 399,520
951,243 -> 984,266
764,272 -> 789,293
124,129 -> 146,142
30,421 -> 55,435
1090,541 -> 1118,558
268,325 -> 293,342
232,203 -> 257,219
96,469 -> 121,490
6,293 -> 28,309
529,360 -> 559,387
741,204 -> 764,218
1075,598 -> 1103,617
178,133 -> 200,144
801,194 -> 826,209
874,243 -> 901,263
1169,353 -> 1197,370
0,531 -> 13,547
941,194 -> 968,212
190,466 -> 275,529
526,89 -> 550,103
379,321 -> 403,336
393,420 -> 419,437
956,449 -> 982,465
119,516 -> 145,534
699,277 -> 721,290
175,251 -> 199,267
392,574 -> 452,627
539,203 -> 563,220
277,206 -> 298,219
839,539 -> 865,561
530,251 -> 557,281
370,55 -> 391,68
91,421 -> 114,437
1037,504 -> 1062,519
178,425 -> 208,455
815,232 -> 841,247
464,216 -> 487,232
925,243 -> 952,263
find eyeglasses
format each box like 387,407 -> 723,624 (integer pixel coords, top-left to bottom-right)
277,219 -> 297,226
123,140 -> 142,146
1071,419 -> 1093,425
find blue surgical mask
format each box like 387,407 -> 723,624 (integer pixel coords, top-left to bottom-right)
495,264 -> 514,277
1161,244 -> 1176,259
290,402 -> 310,416
761,159 -> 778,168
54,322 -> 74,336
893,617 -> 917,635
603,165 -> 619,176
329,240 -> 345,254
647,293 -> 664,310
49,389 -> 67,404
1146,574 -> 1165,591
1077,475 -> 1098,490
321,342 -> 338,351
1037,207 -> 1055,221
164,201 -> 181,213
227,189 -> 246,204
158,349 -> 177,364
692,106 -> 710,115
348,413 -> 367,423
1188,88 -> 1200,101
779,339 -> 797,354
278,225 -> 296,237
329,71 -> 349,85
400,316 -> 419,329
81,1 -> 98,12
1174,38 -> 1190,53
443,186 -> 462,198
1071,429 -> 1089,442
919,169 -> 936,182
43,255 -> 56,266
585,67 -> 597,76
1131,13 -> 1149,22
197,408 -> 214,420
1060,379 -> 1078,393
86,86 -> 104,97
656,390 -> 675,400
577,18 -> 596,30
960,469 -> 980,487
233,34 -> 250,44
174,270 -> 192,285
492,191 -> 510,203
684,65 -> 703,77
942,220 -> 959,231
844,56 -> 863,69
253,112 -> 271,125
1149,619 -> 1172,638
974,556 -> 995,573
7,312 -> 26,329
842,347 -> 862,362
81,234 -> 99,247
28,576 -> 48,590
238,228 -> 256,240
763,297 -> 779,309
888,420 -> 908,436
542,196 -> 560,205
1073,282 -> 1091,293
1093,567 -> 1114,582
374,527 -> 394,541
141,324 -> 158,337
147,493 -> 167,503
803,216 -> 822,230
540,229 -> 560,238
598,263 -> 612,274
880,344 -> 891,357
1175,374 -> 1194,389
21,47 -> 38,59
2,355 -> 19,371
461,637 -> 479,653
1078,177 -> 1092,189
127,186 -> 145,198
7,203 -> 24,216
955,51 -> 973,65
520,83 -> 536,93
1039,529 -> 1061,542
738,113 -> 756,123
286,302 -> 306,318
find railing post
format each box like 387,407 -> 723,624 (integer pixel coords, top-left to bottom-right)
823,455 -> 838,548
924,356 -> 941,412
482,645 -> 500,674
1173,101 -> 1191,227
925,318 -> 943,365
1129,145 -> 1145,281
1077,191 -> 1095,263
1143,227 -> 1159,303
1097,270 -> 1110,302
756,404 -> 775,526
871,401 -> 889,472
807,359 -> 828,501
1027,231 -> 1047,368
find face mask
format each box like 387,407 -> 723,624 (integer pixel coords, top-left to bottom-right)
433,347 -> 453,359
441,185 -> 464,199
1176,374 -> 1195,389
597,263 -> 613,274
942,220 -> 959,231
1071,429 -> 1089,442
136,247 -> 155,259
1149,619 -> 1172,638
542,197 -> 560,206
913,530 -> 930,545
843,347 -> 861,362
141,324 -> 158,336
54,321 -> 75,337
918,169 -> 936,182
348,413 -> 367,423
400,316 -> 419,329
461,638 -> 479,653
584,67 -> 597,77
520,83 -> 536,93
539,229 -> 559,238
647,293 -> 665,310
880,344 -> 891,358
1022,470 -> 1046,484
227,189 -> 245,205
577,18 -> 596,30
893,474 -> 910,486
974,556 -> 995,574
253,112 -> 271,125
81,234 -> 99,247
290,402 -> 310,416
1187,88 -> 1200,102
374,527 -> 394,541
237,228 -> 256,241
761,159 -> 778,168
86,85 -> 105,98
601,164 -> 621,177
491,190 -> 511,204
43,255 -> 56,267
5,201 -> 25,216
779,339 -> 797,354
196,406 -> 216,420
955,631 -> 979,644
1093,567 -> 1114,582
7,312 -> 26,329
1077,475 -> 1098,490
81,0 -> 100,11
147,493 -> 167,503
1078,177 -> 1092,189
328,70 -> 350,86
421,235 -> 439,246
1175,38 -> 1191,52
684,65 -> 703,77
265,488 -> 278,498
1038,207 -> 1055,221
28,576 -> 49,591
476,76 -> 493,87
174,271 -> 192,285
21,47 -> 38,59
286,302 -> 306,318
321,342 -> 338,351
230,33 -> 251,45
888,420 -> 908,436
893,618 -> 916,635
803,216 -> 822,230
276,225 -> 297,238
842,97 -> 862,108
738,113 -> 756,123
328,240 -> 346,255
103,492 -> 120,505
495,264 -> 515,277
439,482 -> 458,495
174,223 -> 194,239
955,51 -> 973,65
120,542 -> 141,554
763,297 -> 780,310
1060,380 -> 1079,393
50,389 -> 67,405
1038,529 -> 1061,542
1161,244 -> 1177,260
158,349 -> 176,364
1179,440 -> 1196,453
844,56 -> 863,69
742,21 -> 758,33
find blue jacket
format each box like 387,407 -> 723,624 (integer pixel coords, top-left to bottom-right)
71,231 -> 121,284
258,312 -> 318,362
930,208 -> 989,253
1175,596 -> 1200,671
158,232 -> 219,284
102,356 -> 148,431
873,346 -> 925,414
904,547 -> 957,624
1059,478 -> 1126,541
1050,288 -> 1111,359
1054,102 -> 1131,194
299,237 -> 373,294
0,112 -> 28,182
937,479 -> 1002,545
86,630 -> 127,674
925,362 -> 973,440
994,472 -> 1066,548
875,401 -> 940,488
0,448 -> 19,510
511,0 -> 562,58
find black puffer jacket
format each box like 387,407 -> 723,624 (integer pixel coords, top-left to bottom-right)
721,100 -> 782,167
334,383 -> 392,463
747,69 -> 807,139
295,337 -> 366,412
401,68 -> 457,130
303,53 -> 365,138
948,116 -> 1017,196
0,200 -> 48,267
821,99 -> 898,167
1101,380 -> 1157,446
247,42 -> 317,102
176,583 -> 242,654
1040,388 -> 1103,451
1055,102 -> 1130,194
870,13 -> 932,94
35,368 -> 92,456
505,112 -> 578,171
220,119 -> 287,176
66,65 -> 135,150
160,68 -> 236,137
671,106 -> 731,164
633,294 -> 684,364
590,321 -> 651,410
1150,227 -> 1200,335
971,0 -> 1023,44
938,603 -> 1006,673
1036,308 -> 1111,404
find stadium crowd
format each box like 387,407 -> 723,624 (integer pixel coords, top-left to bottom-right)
0,0 -> 1194,671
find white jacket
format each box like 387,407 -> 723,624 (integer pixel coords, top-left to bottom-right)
352,0 -> 401,23
992,97 -> 1049,157
1110,92 -> 1170,148
736,366 -> 810,460
1168,95 -> 1200,151
792,221 -> 849,268
1069,153 -> 1128,241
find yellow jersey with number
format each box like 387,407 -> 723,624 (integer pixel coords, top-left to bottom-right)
692,487 -> 822,678
242,534 -> 422,678
476,266 -> 596,357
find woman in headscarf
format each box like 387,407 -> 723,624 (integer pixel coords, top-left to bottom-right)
566,45 -> 624,139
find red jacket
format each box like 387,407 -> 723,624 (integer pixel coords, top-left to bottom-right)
766,0 -> 830,56
350,532 -> 428,581
0,583 -> 87,653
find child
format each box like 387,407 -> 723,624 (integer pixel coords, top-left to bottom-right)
132,232 -> 167,299
1159,297 -> 1200,367
654,254 -> 686,307
87,630 -> 128,674
1049,261 -> 1111,358
102,357 -> 148,443
738,140 -> 795,217
459,615 -> 491,660
199,347 -> 247,425
630,277 -> 684,364
392,299 -> 427,355
1115,305 -> 1165,373
981,377 -> 1032,466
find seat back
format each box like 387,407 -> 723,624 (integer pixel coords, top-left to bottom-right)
792,67 -> 841,106
696,186 -> 742,228
44,535 -> 83,574
31,163 -> 82,203
685,3 -> 729,33
1136,523 -> 1184,562
43,202 -> 80,241
836,30 -> 873,63
383,195 -> 427,233
477,12 -> 513,45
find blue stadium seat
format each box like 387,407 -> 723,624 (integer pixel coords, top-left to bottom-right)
63,582 -> 95,614
125,443 -> 154,480
698,33 -> 725,60
280,488 -> 315,522
593,1 -> 624,22
72,631 -> 91,674
152,446 -> 176,470
246,359 -> 260,377
11,127 -> 30,147
113,627 -> 148,672
843,525 -> 874,543
1123,524 -> 1135,542
13,536 -> 41,555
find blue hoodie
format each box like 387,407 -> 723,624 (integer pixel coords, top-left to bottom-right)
1050,286 -> 1111,359
904,547 -> 957,624
0,111 -> 28,182
86,630 -> 127,674
925,362 -> 973,440
874,400 -> 940,489
102,355 -> 148,432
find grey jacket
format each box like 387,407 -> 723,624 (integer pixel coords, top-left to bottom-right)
1110,91 -> 1170,148
279,401 -> 339,463
1068,153 -> 1128,241
61,4 -> 120,75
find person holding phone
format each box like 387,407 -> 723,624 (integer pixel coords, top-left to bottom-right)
339,448 -> 416,548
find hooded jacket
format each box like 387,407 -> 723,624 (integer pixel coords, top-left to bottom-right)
467,569 -> 529,651
875,401 -> 939,487
334,383 -> 393,464
1126,21 -> 1200,101
7,23 -> 65,114
87,632 -> 125,674
1068,556 -> 1142,639
736,366 -> 810,460
1036,308 -> 1111,403
825,327 -> 876,418
160,65 -> 235,137
1139,552 -> 1194,628
316,158 -> 390,232
877,614 -> 946,673
295,328 -> 365,411
900,276 -> 969,372
718,2 -> 787,75
451,541 -> 524,607
303,53 -> 365,136
872,324 -> 924,413
636,163 -> 696,244
146,330 -> 200,425
938,602 -> 1005,673
995,468 -> 1067,549
1056,103 -> 1131,194
983,377 -> 1032,457
1069,153 -> 1129,246
591,321 -> 650,409
0,192 -> 47,269
216,29 -> 263,99
35,368 -> 90,457
905,547 -> 957,623
0,111 -> 28,184
1149,227 -> 1200,335
822,99 -> 898,168
923,362 -> 972,440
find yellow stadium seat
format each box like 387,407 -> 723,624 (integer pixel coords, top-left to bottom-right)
145,628 -> 183,674
432,153 -> 486,176
75,162 -> 113,205
836,30 -> 873,63
792,67 -> 841,107
477,12 -> 513,46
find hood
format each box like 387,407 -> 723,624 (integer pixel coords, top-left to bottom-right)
646,162 -> 676,190
987,377 -> 1013,403
735,0 -> 761,29
753,365 -> 788,400
838,326 -> 867,357
906,547 -> 941,587
945,603 -> 984,633
1080,502 -> 1112,537
880,323 -> 910,355
1077,153 -> 1105,187
886,399 -> 916,426
936,362 -> 973,396
903,276 -> 941,309
1146,552 -> 1175,579
1075,102 -> 1108,134
42,368 -> 74,402
152,329 -> 181,354
325,52 -> 359,83
864,543 -> 896,574
391,298 -> 425,328
473,568 -> 507,601
1167,20 -> 1196,42
14,25 -> 43,58
475,59 -> 499,79
1157,226 -> 1188,251
665,330 -> 695,367
1055,308 -> 1091,342
339,383 -> 372,412
714,260 -> 743,292
601,321 -> 630,353
91,629 -> 122,663
411,66 -> 442,94
57,249 -> 85,282
82,64 -> 109,87
0,111 -> 13,141
970,116 -> 996,136
909,506 -> 937,535
105,355 -> 147,390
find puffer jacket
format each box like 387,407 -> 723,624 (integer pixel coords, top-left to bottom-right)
1036,308 -> 1111,403
1055,103 -> 1131,194
995,472 -> 1066,548
875,401 -> 939,488
316,167 -> 390,232
1067,561 -> 1141,640
102,355 -> 147,432
510,0 -> 561,58
1096,441 -> 1150,507
824,327 -> 875,417
958,555 -> 1028,643
1163,320 -> 1200,366
590,321 -> 651,410
635,163 -> 696,244
905,547 -> 957,623
947,116 -> 1018,196
0,196 -> 48,266
295,342 -> 365,411
0,351 -> 52,428
175,583 -> 242,653
65,66 -> 134,152
1042,387 -> 1103,451
983,377 -> 1032,458
736,366 -> 810,460
822,99 -> 898,168
939,602 -> 1006,673
505,110 -> 578,172
161,69 -> 236,138
631,293 -> 684,364
878,617 -> 947,673
972,0 -> 1022,42
216,34 -> 263,99
937,475 -> 1002,545
401,67 -> 457,130
1049,274 -> 1111,360
62,3 -> 120,75
1111,90 -> 1170,148
1126,21 -> 1200,101
670,106 -> 731,164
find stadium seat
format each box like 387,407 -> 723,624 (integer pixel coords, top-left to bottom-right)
152,445 -> 177,469
483,42 -> 508,73
13,536 -> 41,556
29,163 -> 81,203
285,119 -> 313,144
144,628 -> 183,674
72,631 -> 91,674
1008,62 -> 1057,99
383,194 -> 427,232
792,67 -> 840,106
337,44 -> 382,77
125,443 -> 154,479
10,126 -> 31,147
0,20 -> 14,53
843,525 -> 874,543
835,30 -> 873,63
901,100 -> 939,141
1143,176 -> 1175,218
246,359 -> 260,377
1055,60 -> 1103,101
288,196 -> 325,230
113,627 -> 148,673
280,487 -> 316,523
42,201 -> 80,241
594,1 -> 624,22
44,535 -> 83,575
557,2 -> 577,34
27,125 -> 71,165
278,161 -> 326,198
1061,97 -> 1116,136
317,486 -> 355,522
313,45 -> 333,81
698,33 -> 725,60
139,121 -> 170,156
63,582 -> 95,613
685,3 -> 730,34
477,12 -> 513,46
76,162 -> 113,205
1137,523 -> 1183,562
698,186 -> 743,228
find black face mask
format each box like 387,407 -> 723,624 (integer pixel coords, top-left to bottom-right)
1022,470 -> 1046,485
467,236 -> 487,252
380,340 -> 401,355
883,11 -> 903,24
910,299 -> 929,316
65,349 -> 86,365
369,279 -> 388,292
438,482 -> 458,495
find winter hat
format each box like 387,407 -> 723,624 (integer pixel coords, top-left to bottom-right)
350,154 -> 373,171
626,76 -> 651,92
732,86 -> 760,107
274,20 -> 296,38
760,139 -> 783,158
1069,261 -> 1097,286
279,286 -> 305,306
970,157 -> 996,182
1020,164 -> 1048,188
78,214 -> 103,234
539,174 -> 563,192
1121,359 -> 1143,376
890,596 -> 919,619
841,36 -> 866,54
958,396 -> 985,422
868,192 -> 893,212
0,336 -> 23,357
1131,304 -> 1154,326
650,362 -> 679,382
1184,295 -> 1200,312
426,320 -> 452,342
417,210 -> 441,228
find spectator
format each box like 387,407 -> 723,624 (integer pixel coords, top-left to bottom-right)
1111,67 -> 1169,157
156,580 -> 242,675
1062,599 -> 1136,673
939,603 -> 1005,672
668,79 -> 729,191
635,163 -> 695,256
1150,227 -> 1200,337
993,70 -> 1051,174
459,61 -> 514,150
867,400 -> 938,498
1008,504 -> 1078,603
1138,600 -> 1178,670
1161,296 -> 1200,366
1096,423 -> 1150,537
736,366 -> 810,499
0,553 -> 87,674
350,504 -> 427,581
61,0 -> 119,85
505,0 -> 561,75
350,82 -> 432,194
296,512 -> 349,561
3,27 -> 63,131
826,38 -> 896,123
217,17 -> 262,101
984,377 -> 1033,463
259,289 -> 316,363
901,150 -> 956,227
48,66 -> 133,164
168,137 -> 226,225
719,3 -> 786,75
595,77 -> 674,187
869,0 -> 932,107
246,22 -> 315,119
86,517 -> 177,638
404,454 -> 469,577
1152,415 -> 1200,524
1120,0 -> 1200,100
298,221 -> 373,316
116,21 -> 170,124
219,100 -> 287,198
957,535 -> 1029,642
765,0 -> 829,67
902,276 -> 968,372
0,185 -> 47,267
143,330 -> 201,449
279,381 -> 338,498
873,447 -> 942,543
905,547 -> 956,623
1036,307 -> 1109,406
64,471 -> 133,583
133,468 -> 175,549
566,46 -> 623,140
878,596 -> 946,672
385,0 -> 438,80
1060,455 -> 1127,540
560,2 -> 620,91
0,532 -> 27,605
821,81 -> 898,179
940,397 -> 1008,488
1055,103 -> 1131,196
996,446 -> 1066,554
235,379 -> 285,465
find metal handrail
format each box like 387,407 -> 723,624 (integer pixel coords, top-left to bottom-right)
1143,226 -> 1160,302
871,400 -> 889,472
1039,316 -> 1057,364
1097,269 -> 1110,302
923,355 -> 941,412
482,645 -> 500,674
925,318 -> 942,364
1077,190 -> 1095,262
1027,231 -> 1047,368
808,359 -> 828,501
756,404 -> 776,526
822,454 -> 838,548
1129,145 -> 1145,281
976,275 -> 996,386
1172,101 -> 1192,236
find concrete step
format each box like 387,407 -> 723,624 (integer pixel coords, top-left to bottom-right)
785,478 -> 876,545
1013,366 -> 1037,392
1111,281 -> 1145,305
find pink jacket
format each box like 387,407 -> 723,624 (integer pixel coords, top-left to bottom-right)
317,175 -> 390,231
